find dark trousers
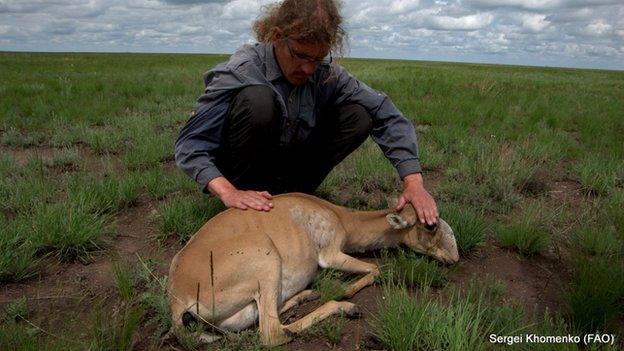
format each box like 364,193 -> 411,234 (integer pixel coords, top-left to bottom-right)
216,86 -> 372,194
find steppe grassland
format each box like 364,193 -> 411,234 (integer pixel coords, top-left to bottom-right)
1,52 -> 623,349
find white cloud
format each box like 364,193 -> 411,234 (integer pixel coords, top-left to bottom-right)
520,14 -> 550,32
463,0 -> 621,10
463,0 -> 564,10
583,20 -> 612,36
426,13 -> 493,30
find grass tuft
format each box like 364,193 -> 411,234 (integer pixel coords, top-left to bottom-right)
4,297 -> 28,323
379,248 -> 447,287
0,217 -> 40,282
157,195 -> 225,242
67,172 -> 143,214
301,316 -> 346,345
29,201 -> 111,262
89,301 -> 143,351
496,202 -> 551,256
573,156 -> 622,196
440,203 -> 487,254
311,268 -> 348,303
571,224 -> 622,257
141,167 -> 196,199
135,257 -> 172,336
113,262 -> 137,303
565,256 -> 624,333
370,280 -> 529,351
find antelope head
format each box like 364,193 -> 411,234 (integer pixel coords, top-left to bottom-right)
386,204 -> 459,264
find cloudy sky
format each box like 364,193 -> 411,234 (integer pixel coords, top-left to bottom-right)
1,0 -> 623,70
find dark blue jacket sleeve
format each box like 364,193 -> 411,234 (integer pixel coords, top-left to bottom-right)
174,101 -> 229,191
328,65 -> 422,178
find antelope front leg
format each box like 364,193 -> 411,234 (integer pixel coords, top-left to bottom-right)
283,300 -> 360,334
280,289 -> 320,314
321,252 -> 380,299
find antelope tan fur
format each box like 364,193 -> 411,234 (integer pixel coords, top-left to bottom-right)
168,192 -> 459,346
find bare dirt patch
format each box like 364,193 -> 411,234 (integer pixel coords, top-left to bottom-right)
449,242 -> 564,315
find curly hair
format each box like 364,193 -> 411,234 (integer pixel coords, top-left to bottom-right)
253,0 -> 347,56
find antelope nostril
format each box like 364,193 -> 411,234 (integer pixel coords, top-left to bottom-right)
425,223 -> 437,232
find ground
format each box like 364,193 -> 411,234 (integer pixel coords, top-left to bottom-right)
1,53 -> 622,350
0,146 -> 575,350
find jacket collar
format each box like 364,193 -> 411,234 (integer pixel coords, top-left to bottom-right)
265,42 -> 283,82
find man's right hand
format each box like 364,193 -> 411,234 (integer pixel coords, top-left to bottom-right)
207,177 -> 274,211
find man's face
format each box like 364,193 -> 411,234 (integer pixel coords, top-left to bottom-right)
272,30 -> 330,86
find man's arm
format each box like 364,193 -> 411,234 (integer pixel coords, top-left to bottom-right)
175,103 -> 227,191
326,65 -> 438,224
175,104 -> 274,212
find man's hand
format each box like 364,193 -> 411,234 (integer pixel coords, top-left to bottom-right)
395,173 -> 438,226
207,177 -> 273,211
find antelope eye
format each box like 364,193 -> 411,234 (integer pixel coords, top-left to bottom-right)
424,223 -> 437,232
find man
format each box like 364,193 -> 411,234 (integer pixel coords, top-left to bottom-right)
175,0 -> 438,225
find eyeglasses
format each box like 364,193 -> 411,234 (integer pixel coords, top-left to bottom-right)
284,39 -> 332,65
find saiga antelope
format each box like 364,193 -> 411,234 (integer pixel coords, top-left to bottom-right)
168,192 -> 459,346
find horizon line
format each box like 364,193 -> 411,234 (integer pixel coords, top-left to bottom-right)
1,49 -> 622,73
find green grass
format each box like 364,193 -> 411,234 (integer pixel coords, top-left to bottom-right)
67,172 -> 143,214
301,316 -> 346,345
79,126 -> 126,155
369,282 -> 510,351
0,217 -> 39,282
141,167 -> 196,199
311,268 -> 349,303
0,128 -> 41,147
496,201 -> 552,256
370,279 -> 588,351
571,224 -> 622,257
89,301 -> 143,351
49,148 -> 82,171
0,321 -> 69,351
379,248 -> 448,287
122,132 -> 175,170
565,256 -> 624,333
606,190 -> 624,235
3,297 -> 28,323
28,201 -> 111,262
113,262 -> 137,303
1,52 -> 623,349
573,155 -> 623,196
135,257 -> 172,337
157,194 -> 225,242
440,203 -> 487,254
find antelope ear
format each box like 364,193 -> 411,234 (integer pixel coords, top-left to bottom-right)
386,213 -> 409,229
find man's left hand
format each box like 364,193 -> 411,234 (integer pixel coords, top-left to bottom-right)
395,173 -> 438,226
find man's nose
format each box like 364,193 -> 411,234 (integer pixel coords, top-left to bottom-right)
300,62 -> 317,76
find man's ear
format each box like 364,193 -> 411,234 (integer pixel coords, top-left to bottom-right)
271,27 -> 282,42
386,213 -> 409,230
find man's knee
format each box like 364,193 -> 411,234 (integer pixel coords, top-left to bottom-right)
229,86 -> 279,130
339,103 -> 373,140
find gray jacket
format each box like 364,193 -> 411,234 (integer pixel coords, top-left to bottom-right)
175,42 -> 422,190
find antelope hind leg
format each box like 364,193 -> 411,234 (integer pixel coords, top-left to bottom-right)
253,242 -> 292,347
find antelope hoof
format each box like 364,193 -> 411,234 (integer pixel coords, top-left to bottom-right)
262,331 -> 292,347
343,304 -> 362,319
